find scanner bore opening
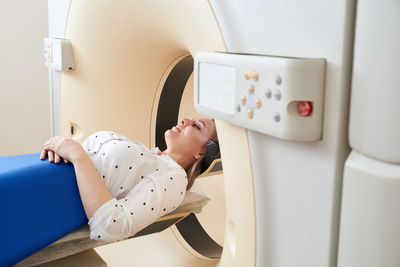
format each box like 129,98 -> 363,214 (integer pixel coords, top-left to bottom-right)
155,55 -> 223,259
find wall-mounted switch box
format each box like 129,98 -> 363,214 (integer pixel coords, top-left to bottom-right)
44,38 -> 74,71
194,52 -> 326,142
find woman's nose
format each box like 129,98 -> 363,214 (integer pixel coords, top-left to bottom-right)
180,118 -> 191,127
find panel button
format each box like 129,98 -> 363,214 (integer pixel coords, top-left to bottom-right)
274,90 -> 281,100
273,112 -> 280,122
255,98 -> 261,108
265,89 -> 271,99
236,104 -> 241,112
247,109 -> 254,119
244,70 -> 259,81
248,85 -> 255,94
275,75 -> 282,85
241,95 -> 246,105
298,101 -> 312,116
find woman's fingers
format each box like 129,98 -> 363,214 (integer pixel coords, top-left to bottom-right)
40,149 -> 47,160
48,151 -> 54,162
42,139 -> 52,148
54,153 -> 61,164
41,137 -> 61,164
40,136 -> 75,164
40,148 -> 68,164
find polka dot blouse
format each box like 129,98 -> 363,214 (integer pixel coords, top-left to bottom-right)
81,131 -> 188,243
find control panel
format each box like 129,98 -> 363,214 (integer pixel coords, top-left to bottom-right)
194,52 -> 326,141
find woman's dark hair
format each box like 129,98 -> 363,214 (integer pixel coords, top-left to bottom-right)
185,130 -> 219,191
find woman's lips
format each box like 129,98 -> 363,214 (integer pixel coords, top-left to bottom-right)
172,126 -> 181,133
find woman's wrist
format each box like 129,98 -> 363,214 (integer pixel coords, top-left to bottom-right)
71,149 -> 90,164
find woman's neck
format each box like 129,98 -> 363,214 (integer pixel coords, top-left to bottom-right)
159,149 -> 192,170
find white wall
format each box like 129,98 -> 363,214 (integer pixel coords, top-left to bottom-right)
0,0 -> 50,156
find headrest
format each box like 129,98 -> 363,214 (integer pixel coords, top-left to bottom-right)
201,141 -> 220,173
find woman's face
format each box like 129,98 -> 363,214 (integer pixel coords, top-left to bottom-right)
165,117 -> 216,159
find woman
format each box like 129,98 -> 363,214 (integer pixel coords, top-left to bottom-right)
39,117 -> 217,243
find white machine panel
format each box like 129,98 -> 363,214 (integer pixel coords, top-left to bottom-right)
194,52 -> 326,142
348,0 -> 400,163
44,38 -> 74,71
338,151 -> 400,267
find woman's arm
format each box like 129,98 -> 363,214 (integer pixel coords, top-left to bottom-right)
70,153 -> 115,219
40,136 -> 114,220
87,168 -> 187,242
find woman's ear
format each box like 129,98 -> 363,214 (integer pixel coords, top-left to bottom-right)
194,151 -> 204,160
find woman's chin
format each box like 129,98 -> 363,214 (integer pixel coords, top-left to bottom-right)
165,130 -> 176,139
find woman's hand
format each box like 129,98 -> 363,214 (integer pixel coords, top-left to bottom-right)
40,136 -> 86,164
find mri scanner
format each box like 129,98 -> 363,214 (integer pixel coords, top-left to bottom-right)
9,0 -> 400,266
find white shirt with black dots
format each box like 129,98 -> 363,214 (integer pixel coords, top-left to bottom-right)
80,131 -> 188,243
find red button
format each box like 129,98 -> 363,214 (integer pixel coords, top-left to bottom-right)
298,101 -> 312,116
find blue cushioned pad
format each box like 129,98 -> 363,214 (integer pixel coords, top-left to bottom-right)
0,153 -> 87,267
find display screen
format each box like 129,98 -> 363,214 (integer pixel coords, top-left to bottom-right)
198,62 -> 236,115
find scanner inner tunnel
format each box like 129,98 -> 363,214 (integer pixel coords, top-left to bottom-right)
153,55 -> 226,259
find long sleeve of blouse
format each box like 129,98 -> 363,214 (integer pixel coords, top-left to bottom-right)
80,131 -> 187,243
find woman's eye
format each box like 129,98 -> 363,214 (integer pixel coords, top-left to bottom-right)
193,124 -> 200,130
